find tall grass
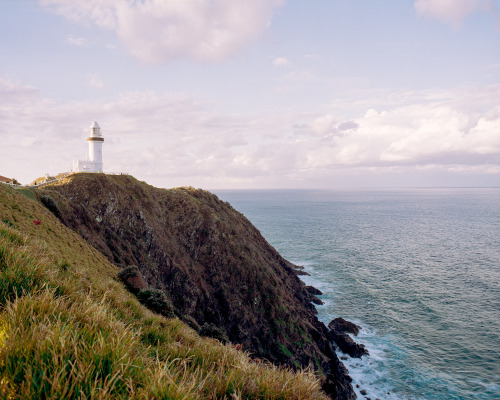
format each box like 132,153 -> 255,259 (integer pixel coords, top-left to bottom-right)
0,184 -> 329,399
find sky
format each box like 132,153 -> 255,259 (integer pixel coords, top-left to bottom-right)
0,0 -> 499,189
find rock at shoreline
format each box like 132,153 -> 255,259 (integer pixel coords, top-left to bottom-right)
331,331 -> 369,358
328,318 -> 368,358
328,317 -> 362,336
306,286 -> 323,296
294,269 -> 311,276
311,296 -> 325,305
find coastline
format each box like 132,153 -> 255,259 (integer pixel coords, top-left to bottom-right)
214,188 -> 500,400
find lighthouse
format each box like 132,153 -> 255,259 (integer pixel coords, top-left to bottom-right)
87,121 -> 104,172
73,121 -> 105,173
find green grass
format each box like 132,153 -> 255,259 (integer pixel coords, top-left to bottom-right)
14,188 -> 37,202
0,184 -> 328,399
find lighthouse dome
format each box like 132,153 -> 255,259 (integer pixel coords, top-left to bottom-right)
90,121 -> 102,137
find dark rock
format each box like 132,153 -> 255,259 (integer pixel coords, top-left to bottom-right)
328,318 -> 368,358
306,286 -> 323,296
311,296 -> 324,305
328,317 -> 362,336
295,269 -> 311,276
360,389 -> 367,395
341,356 -> 348,360
330,331 -> 369,358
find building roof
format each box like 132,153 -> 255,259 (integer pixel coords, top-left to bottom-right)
0,175 -> 13,183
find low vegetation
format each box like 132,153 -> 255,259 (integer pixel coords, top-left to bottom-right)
0,183 -> 328,399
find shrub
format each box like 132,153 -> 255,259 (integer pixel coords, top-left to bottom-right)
117,265 -> 139,280
136,288 -> 175,318
1,219 -> 14,228
40,194 -> 63,220
199,322 -> 229,344
117,265 -> 148,294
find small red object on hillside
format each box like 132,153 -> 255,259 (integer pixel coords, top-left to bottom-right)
33,219 -> 41,225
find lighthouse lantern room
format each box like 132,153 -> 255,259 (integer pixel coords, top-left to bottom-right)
73,121 -> 105,173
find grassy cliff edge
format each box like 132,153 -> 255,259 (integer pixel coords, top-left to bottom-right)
0,182 -> 329,399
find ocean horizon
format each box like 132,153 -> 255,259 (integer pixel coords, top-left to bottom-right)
214,188 -> 500,400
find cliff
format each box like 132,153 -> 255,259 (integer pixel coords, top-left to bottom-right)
37,173 -> 355,399
0,180 -> 331,399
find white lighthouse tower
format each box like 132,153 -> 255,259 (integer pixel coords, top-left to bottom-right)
87,121 -> 104,172
73,121 -> 105,173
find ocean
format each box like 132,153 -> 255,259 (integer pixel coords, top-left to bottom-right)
214,189 -> 500,400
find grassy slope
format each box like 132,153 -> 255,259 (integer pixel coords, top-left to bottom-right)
0,183 -> 328,400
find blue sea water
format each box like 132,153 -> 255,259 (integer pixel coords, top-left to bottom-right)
214,189 -> 500,400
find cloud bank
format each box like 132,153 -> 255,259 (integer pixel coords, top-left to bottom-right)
1,75 -> 499,187
39,0 -> 284,63
414,0 -> 495,27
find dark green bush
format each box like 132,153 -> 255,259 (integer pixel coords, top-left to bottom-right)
117,265 -> 140,280
137,288 -> 175,318
40,195 -> 61,218
2,218 -> 15,228
199,323 -> 229,344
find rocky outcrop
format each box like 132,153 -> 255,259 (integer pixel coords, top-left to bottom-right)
39,173 -> 355,399
329,318 -> 361,337
328,318 -> 368,358
306,286 -> 324,296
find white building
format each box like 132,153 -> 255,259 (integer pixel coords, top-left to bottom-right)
73,121 -> 104,173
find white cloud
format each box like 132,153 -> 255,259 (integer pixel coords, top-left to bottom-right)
87,75 -> 104,89
39,0 -> 284,63
1,75 -> 499,188
303,92 -> 500,170
414,0 -> 494,27
272,57 -> 291,67
0,74 -> 38,101
309,114 -> 337,137
66,35 -> 91,47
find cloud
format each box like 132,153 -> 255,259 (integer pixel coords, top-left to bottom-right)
66,35 -> 91,47
309,114 -> 337,137
39,0 -> 285,63
338,121 -> 359,132
87,75 -> 104,89
1,74 -> 499,188
414,0 -> 494,27
272,57 -> 291,67
0,74 -> 39,101
303,91 -> 500,170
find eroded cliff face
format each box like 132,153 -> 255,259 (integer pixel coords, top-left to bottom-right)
38,173 -> 354,399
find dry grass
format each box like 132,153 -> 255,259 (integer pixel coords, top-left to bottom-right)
0,184 -> 329,400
